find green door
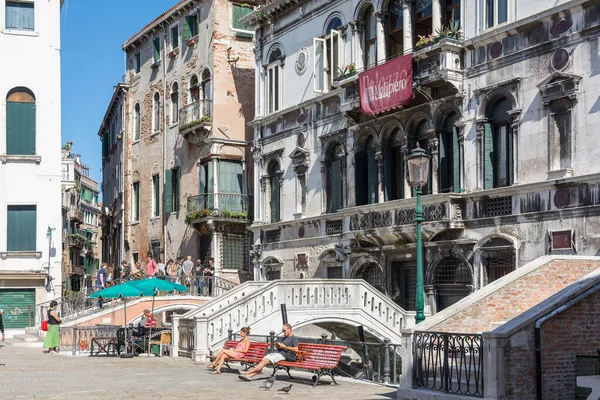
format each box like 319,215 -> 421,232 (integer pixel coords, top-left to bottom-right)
0,289 -> 35,328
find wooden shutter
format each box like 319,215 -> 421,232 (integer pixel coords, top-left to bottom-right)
153,37 -> 160,62
438,131 -> 449,192
270,172 -> 280,223
7,102 -> 35,155
232,4 -> 252,30
184,16 -> 192,40
134,183 -> 140,221
172,26 -> 179,49
175,168 -> 181,211
7,205 -> 36,251
199,163 -> 207,208
330,158 -> 342,212
355,152 -> 367,206
7,207 -> 18,251
207,161 -> 215,209
135,53 -> 141,73
154,175 -> 160,216
384,147 -> 393,201
313,37 -> 326,93
367,148 -> 378,204
452,127 -> 461,192
164,169 -> 173,214
484,123 -> 494,190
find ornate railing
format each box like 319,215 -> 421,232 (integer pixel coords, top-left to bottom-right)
179,99 -> 212,131
186,193 -> 252,224
413,331 -> 484,397
59,325 -> 121,355
178,318 -> 195,358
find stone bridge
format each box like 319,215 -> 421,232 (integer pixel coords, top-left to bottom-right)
172,279 -> 414,361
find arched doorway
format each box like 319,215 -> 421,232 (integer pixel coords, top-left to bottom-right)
433,256 -> 472,311
480,237 -> 516,285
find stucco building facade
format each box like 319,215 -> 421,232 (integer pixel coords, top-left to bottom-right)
245,0 -> 600,314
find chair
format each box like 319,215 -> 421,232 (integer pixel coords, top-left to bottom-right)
150,331 -> 172,357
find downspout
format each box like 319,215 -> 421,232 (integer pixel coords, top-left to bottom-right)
162,22 -> 168,262
534,284 -> 600,400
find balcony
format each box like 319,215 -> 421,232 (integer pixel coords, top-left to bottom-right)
185,193 -> 253,225
413,37 -> 464,90
179,100 -> 213,143
67,207 -> 83,222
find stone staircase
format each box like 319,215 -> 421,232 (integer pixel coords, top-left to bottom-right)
8,327 -> 45,348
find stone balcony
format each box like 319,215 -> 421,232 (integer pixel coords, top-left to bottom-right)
179,100 -> 213,144
67,207 -> 83,222
412,37 -> 464,91
185,193 -> 253,226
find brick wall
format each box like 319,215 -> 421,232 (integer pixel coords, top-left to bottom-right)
431,259 -> 600,333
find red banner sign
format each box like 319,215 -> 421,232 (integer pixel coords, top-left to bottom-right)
359,54 -> 413,115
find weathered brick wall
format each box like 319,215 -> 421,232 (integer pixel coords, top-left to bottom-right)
503,325 -> 537,399
431,259 -> 600,333
540,288 -> 600,400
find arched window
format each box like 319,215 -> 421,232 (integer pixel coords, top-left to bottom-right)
439,112 -> 460,193
267,48 -> 283,114
6,88 -> 36,155
481,237 -> 515,285
355,135 -> 378,206
384,128 -> 405,201
200,69 -> 212,118
433,256 -> 472,311
325,16 -> 342,34
171,82 -> 179,124
409,120 -> 432,195
134,103 -> 141,141
326,144 -> 344,213
387,0 -> 404,58
363,5 -> 377,68
189,74 -> 199,103
268,161 -> 281,223
152,92 -> 161,133
484,97 -> 513,189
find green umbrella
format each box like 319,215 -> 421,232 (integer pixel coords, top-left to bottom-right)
126,278 -> 187,294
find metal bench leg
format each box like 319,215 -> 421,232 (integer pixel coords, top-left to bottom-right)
284,367 -> 293,380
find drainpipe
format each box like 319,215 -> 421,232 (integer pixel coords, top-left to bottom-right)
162,22 -> 168,261
534,284 -> 600,400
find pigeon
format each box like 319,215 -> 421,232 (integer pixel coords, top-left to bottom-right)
258,378 -> 275,390
278,384 -> 293,394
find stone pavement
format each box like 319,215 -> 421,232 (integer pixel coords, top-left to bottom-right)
0,342 -> 397,399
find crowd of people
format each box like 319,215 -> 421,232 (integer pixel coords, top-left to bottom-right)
95,256 -> 216,297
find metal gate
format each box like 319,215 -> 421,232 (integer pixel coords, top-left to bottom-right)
0,289 -> 35,328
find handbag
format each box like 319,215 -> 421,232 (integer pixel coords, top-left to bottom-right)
41,320 -> 49,331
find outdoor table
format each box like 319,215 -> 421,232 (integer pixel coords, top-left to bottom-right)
90,336 -> 118,356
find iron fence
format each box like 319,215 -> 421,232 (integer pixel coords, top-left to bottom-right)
179,99 -> 212,130
58,325 -> 121,355
186,193 -> 252,219
413,331 -> 483,397
178,318 -> 195,358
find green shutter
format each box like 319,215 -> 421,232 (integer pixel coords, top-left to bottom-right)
484,123 -> 494,190
154,175 -> 160,216
184,16 -> 192,41
0,289 -> 35,329
7,102 -> 35,155
232,4 -> 253,31
164,169 -> 173,214
270,172 -> 280,223
355,152 -> 367,206
153,37 -> 160,62
452,127 -> 461,192
384,147 -> 393,201
135,53 -> 141,73
172,26 -> 179,49
439,132 -> 449,192
7,205 -> 36,251
199,163 -> 207,209
134,183 -> 140,221
508,125 -> 514,185
7,207 -> 18,251
207,161 -> 215,209
330,158 -> 342,212
175,168 -> 181,211
366,148 -> 378,204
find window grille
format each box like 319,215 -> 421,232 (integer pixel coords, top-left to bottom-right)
358,263 -> 385,294
197,235 -> 211,264
326,220 -> 343,235
434,257 -> 471,285
222,233 -> 246,270
265,229 -> 280,243
485,196 -> 512,217
486,256 -> 514,283
327,266 -> 343,279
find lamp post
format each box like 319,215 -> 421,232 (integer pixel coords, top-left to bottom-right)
45,226 -> 54,289
406,144 -> 431,324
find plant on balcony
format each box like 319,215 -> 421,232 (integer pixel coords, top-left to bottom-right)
416,23 -> 463,50
415,33 -> 437,49
219,209 -> 249,219
335,63 -> 357,81
180,116 -> 212,132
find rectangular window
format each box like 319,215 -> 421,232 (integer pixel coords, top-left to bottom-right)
551,230 -> 573,251
164,168 -> 180,214
231,3 -> 253,33
172,168 -> 180,212
133,182 -> 140,222
171,25 -> 179,50
327,266 -> 343,279
7,205 -> 36,251
153,175 -> 160,217
134,53 -> 141,73
6,100 -> 36,156
153,37 -> 161,63
267,64 -> 281,113
222,233 -> 246,270
5,1 -> 34,31
486,0 -> 508,28
184,14 -> 198,42
314,30 -> 345,93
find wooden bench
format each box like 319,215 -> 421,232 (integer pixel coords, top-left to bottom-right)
208,340 -> 270,371
271,343 -> 348,386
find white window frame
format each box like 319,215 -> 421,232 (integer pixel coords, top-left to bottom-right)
4,0 -> 35,33
549,229 -> 575,251
230,3 -> 254,35
266,59 -> 283,114
133,103 -> 141,141
313,30 -> 344,93
169,22 -> 180,51
152,92 -> 161,133
132,182 -> 140,223
484,0 -> 510,30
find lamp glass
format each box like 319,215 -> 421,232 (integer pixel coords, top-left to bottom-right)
407,150 -> 431,188
46,226 -> 52,239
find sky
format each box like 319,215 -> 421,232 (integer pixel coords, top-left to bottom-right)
60,0 -> 175,187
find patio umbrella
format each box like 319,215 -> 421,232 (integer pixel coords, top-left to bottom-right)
89,284 -> 149,356
126,278 -> 187,355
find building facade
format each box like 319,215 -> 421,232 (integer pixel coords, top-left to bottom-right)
99,83 -> 127,271
245,0 -> 600,313
0,0 -> 63,325
117,0 -> 257,282
61,145 -> 102,292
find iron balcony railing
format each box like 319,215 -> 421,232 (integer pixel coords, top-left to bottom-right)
179,99 -> 212,131
186,193 -> 253,222
413,331 -> 484,397
178,318 -> 196,358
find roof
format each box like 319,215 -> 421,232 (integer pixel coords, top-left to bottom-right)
122,0 -> 193,51
97,82 -> 128,138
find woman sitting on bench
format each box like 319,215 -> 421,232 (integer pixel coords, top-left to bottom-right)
208,326 -> 251,374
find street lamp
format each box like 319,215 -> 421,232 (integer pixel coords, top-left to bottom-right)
406,144 -> 431,324
45,226 -> 54,289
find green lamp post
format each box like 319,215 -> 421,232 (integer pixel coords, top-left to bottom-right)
406,144 -> 431,324
45,226 -> 54,288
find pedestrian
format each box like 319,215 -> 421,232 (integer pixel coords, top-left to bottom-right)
194,258 -> 204,295
130,261 -> 141,279
96,263 -> 107,309
204,258 -> 215,296
0,299 -> 5,342
239,323 -> 298,380
121,260 -> 129,280
147,255 -> 158,277
175,257 -> 183,284
42,300 -> 62,354
165,259 -> 175,282
157,258 -> 166,279
182,256 -> 194,291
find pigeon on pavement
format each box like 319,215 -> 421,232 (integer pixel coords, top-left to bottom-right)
258,378 -> 275,390
278,384 -> 293,394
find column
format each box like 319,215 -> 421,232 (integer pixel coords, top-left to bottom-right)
475,120 -> 487,190
349,20 -> 365,71
508,109 -> 521,185
401,143 -> 411,198
402,2 -> 413,53
375,11 -> 387,65
320,160 -> 327,214
376,149 -> 385,203
432,0 -> 442,35
455,122 -> 466,192
428,132 -> 439,195
254,29 -> 263,117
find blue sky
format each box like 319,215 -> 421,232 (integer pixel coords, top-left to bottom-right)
61,0 -> 173,187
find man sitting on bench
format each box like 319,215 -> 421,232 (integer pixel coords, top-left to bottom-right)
239,323 -> 298,381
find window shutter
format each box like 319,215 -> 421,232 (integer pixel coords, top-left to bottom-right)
175,168 -> 181,211
484,123 -> 494,190
384,147 -> 393,201
135,53 -> 141,73
367,148 -> 378,204
199,163 -> 207,203
134,183 -> 140,221
438,132 -> 449,192
207,161 -> 215,209
164,169 -> 173,214
7,207 -> 18,251
172,26 -> 179,49
153,37 -> 161,62
232,4 -> 252,30
330,158 -> 342,212
452,127 -> 461,192
508,124 -> 514,185
7,102 -> 35,156
313,37 -> 326,93
24,206 -> 36,251
355,152 -> 367,206
154,176 -> 160,216
184,16 -> 192,41
270,173 -> 280,223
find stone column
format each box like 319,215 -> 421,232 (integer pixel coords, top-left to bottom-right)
375,11 -> 387,65
261,174 -> 270,223
508,109 -> 521,185
425,285 -> 436,315
320,160 -> 327,214
428,132 -> 439,195
475,120 -> 487,190
254,29 -> 263,118
349,20 -> 365,71
402,2 -> 413,53
455,122 -> 466,192
432,0 -> 442,35
376,149 -> 385,203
